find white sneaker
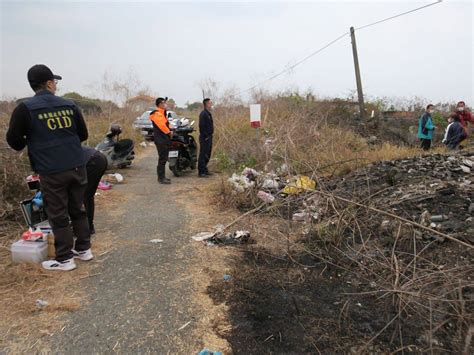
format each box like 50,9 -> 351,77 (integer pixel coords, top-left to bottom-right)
42,258 -> 77,271
72,248 -> 94,261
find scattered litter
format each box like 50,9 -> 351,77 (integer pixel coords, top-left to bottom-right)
191,230 -> 250,245
430,215 -> 448,222
242,167 -> 260,180
419,210 -> 431,227
292,212 -> 311,222
36,299 -> 48,309
106,173 -> 124,183
257,190 -> 275,203
262,178 -> 280,190
140,141 -> 147,148
198,350 -> 222,355
277,163 -> 289,174
149,239 -> 164,243
223,274 -> 232,281
178,320 -> 192,331
282,176 -> 316,194
214,231 -> 250,245
462,158 -> 473,168
98,181 -> 112,190
191,232 -> 216,242
460,165 -> 471,174
228,173 -> 254,193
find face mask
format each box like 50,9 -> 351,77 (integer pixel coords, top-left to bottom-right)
429,109 -> 434,114
458,107 -> 465,111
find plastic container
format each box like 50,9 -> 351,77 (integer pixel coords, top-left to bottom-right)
11,240 -> 48,264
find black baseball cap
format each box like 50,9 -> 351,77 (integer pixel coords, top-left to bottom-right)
27,64 -> 62,86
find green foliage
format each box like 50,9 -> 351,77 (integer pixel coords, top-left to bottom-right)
215,151 -> 235,171
238,156 -> 258,171
432,112 -> 447,129
62,92 -> 119,114
186,101 -> 202,111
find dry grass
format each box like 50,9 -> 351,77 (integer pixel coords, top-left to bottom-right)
211,98 -> 425,177
207,96 -> 472,352
0,102 -> 142,352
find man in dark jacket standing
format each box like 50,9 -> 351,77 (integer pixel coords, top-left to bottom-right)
6,64 -> 92,271
198,98 -> 214,177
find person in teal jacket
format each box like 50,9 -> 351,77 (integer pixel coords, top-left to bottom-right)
417,104 -> 436,150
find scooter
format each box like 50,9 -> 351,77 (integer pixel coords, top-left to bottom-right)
168,118 -> 197,177
96,124 -> 135,169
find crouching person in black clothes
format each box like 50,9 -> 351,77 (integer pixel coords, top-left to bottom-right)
443,114 -> 466,150
82,146 -> 108,235
6,64 -> 91,271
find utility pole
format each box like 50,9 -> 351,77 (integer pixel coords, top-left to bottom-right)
350,26 -> 365,119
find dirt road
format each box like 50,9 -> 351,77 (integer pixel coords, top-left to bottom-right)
47,148 -> 219,353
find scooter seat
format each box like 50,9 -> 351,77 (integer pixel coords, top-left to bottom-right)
114,139 -> 134,153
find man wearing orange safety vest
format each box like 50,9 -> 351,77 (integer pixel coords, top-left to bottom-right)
149,97 -> 172,184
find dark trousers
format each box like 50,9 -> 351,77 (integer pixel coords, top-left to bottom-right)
156,143 -> 170,180
198,136 -> 213,174
40,167 -> 91,261
420,139 -> 431,151
84,152 -> 108,231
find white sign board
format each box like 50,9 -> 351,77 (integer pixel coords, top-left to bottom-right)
250,104 -> 261,128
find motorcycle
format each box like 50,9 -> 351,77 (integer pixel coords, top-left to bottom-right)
168,118 -> 197,177
96,124 -> 135,169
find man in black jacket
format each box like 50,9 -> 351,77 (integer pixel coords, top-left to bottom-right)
6,64 -> 92,271
198,98 -> 214,177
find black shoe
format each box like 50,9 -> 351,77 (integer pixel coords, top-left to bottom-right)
205,171 -> 214,176
198,174 -> 209,178
159,178 -> 171,184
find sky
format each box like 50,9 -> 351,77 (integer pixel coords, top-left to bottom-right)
0,0 -> 473,106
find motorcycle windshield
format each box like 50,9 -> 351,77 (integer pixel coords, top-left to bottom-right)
96,138 -> 114,151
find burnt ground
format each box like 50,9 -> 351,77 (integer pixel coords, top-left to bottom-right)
206,149 -> 474,354
208,251 -> 396,353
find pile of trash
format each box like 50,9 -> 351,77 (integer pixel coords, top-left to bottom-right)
322,151 -> 474,243
227,167 -> 318,219
226,151 -> 474,242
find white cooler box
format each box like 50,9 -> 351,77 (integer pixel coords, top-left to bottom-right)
11,240 -> 48,264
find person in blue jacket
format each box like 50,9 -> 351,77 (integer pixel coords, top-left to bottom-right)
417,104 -> 436,150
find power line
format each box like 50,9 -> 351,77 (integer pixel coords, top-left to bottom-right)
355,0 -> 442,31
242,0 -> 443,94
241,31 -> 349,94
